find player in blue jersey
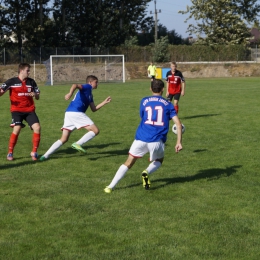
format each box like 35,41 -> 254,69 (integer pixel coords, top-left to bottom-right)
39,75 -> 111,161
104,79 -> 182,193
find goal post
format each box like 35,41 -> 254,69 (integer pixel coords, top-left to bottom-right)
44,55 -> 125,85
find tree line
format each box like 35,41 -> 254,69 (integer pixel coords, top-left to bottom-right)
0,0 -> 187,49
0,0 -> 259,57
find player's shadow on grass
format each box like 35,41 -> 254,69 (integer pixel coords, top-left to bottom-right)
150,165 -> 242,190
0,159 -> 40,170
181,113 -> 220,120
53,142 -> 121,156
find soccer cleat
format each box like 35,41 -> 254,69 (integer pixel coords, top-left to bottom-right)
142,170 -> 151,190
71,143 -> 86,153
7,153 -> 14,161
30,152 -> 38,161
104,186 -> 113,193
39,156 -> 47,161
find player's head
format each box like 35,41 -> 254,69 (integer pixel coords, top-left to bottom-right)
151,79 -> 164,94
170,61 -> 177,71
18,63 -> 30,72
86,75 -> 98,89
18,63 -> 31,78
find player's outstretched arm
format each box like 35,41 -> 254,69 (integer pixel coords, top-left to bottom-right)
172,116 -> 183,153
90,96 -> 112,112
65,84 -> 81,100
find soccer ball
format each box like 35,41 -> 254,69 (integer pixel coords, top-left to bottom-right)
172,123 -> 185,135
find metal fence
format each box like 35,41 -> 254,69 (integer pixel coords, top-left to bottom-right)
0,46 -> 258,65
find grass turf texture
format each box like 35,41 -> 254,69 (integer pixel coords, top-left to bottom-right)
0,78 -> 260,259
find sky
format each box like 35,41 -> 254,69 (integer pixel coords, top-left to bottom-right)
146,0 -> 193,38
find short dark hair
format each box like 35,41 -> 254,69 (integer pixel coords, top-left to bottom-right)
86,75 -> 98,82
18,63 -> 30,73
151,79 -> 164,93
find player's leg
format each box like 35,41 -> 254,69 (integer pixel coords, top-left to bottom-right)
7,112 -> 23,161
173,93 -> 181,114
104,155 -> 138,193
142,141 -> 165,189
27,112 -> 41,161
40,113 -> 74,161
40,129 -> 72,161
71,113 -> 97,153
104,140 -> 147,193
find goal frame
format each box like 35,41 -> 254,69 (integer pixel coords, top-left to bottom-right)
48,54 -> 125,85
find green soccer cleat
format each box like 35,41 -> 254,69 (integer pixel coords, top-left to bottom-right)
71,143 -> 86,153
39,156 -> 47,161
104,186 -> 113,193
142,170 -> 151,190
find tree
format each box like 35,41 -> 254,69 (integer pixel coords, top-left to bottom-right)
179,0 -> 260,45
151,36 -> 170,62
51,0 -> 153,48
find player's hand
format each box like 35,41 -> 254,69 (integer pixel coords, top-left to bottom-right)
28,92 -> 35,97
181,90 -> 185,96
65,93 -> 72,100
175,144 -> 182,153
104,96 -> 112,103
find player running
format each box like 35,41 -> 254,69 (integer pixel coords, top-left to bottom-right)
39,75 -> 111,161
104,79 -> 182,193
0,63 -> 41,161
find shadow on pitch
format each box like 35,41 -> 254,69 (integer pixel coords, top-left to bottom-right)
181,113 -> 220,120
150,165 -> 242,190
121,165 -> 242,191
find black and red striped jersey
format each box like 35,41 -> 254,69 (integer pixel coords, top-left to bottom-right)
1,77 -> 40,112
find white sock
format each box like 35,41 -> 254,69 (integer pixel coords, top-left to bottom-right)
77,131 -> 95,145
146,161 -> 162,174
43,140 -> 63,158
108,164 -> 129,189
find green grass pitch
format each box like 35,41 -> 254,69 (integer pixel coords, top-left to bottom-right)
0,78 -> 260,259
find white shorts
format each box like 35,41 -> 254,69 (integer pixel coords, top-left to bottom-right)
129,140 -> 165,161
62,112 -> 94,131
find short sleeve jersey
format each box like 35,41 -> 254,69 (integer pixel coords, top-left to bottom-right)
166,70 -> 185,95
1,77 -> 40,112
135,96 -> 177,143
148,65 -> 156,76
66,84 -> 94,113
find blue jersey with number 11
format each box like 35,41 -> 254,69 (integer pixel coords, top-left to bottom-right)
135,96 -> 177,143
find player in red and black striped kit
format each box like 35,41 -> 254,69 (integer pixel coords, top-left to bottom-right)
0,63 -> 41,161
165,61 -> 186,114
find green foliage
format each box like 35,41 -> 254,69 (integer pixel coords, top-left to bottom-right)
151,36 -> 170,62
123,36 -> 139,47
179,0 -> 260,45
0,78 -> 260,259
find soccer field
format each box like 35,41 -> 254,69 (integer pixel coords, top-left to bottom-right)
0,78 -> 260,259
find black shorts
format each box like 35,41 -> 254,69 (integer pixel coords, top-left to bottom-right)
10,111 -> 40,128
167,93 -> 181,102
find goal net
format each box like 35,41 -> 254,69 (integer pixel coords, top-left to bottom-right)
43,55 -> 125,85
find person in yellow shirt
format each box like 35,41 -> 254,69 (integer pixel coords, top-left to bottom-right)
147,62 -> 157,83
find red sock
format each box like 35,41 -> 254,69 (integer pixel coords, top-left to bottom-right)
32,133 -> 41,152
8,133 -> 18,153
174,105 -> 179,114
